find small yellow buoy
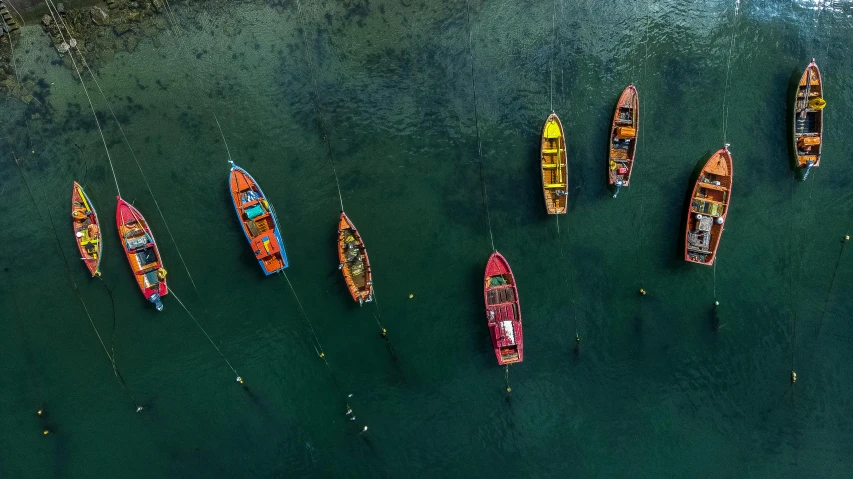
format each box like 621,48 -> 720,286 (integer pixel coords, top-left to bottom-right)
845,235 -> 850,241
639,288 -> 646,295
408,294 -> 414,299
236,376 -> 243,384
43,429 -> 49,435
36,409 -> 43,416
362,426 -> 368,432
791,371 -> 797,383
319,352 -> 325,358
506,386 -> 511,393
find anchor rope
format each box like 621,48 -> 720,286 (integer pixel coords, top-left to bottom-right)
46,0 -> 203,299
12,153 -> 141,409
721,0 -> 739,144
633,0 -> 653,317
465,0 -> 496,252
294,0 -> 345,213
42,1 -> 121,198
169,288 -> 241,380
549,0 -> 556,112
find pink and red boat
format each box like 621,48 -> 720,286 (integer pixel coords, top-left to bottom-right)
116,197 -> 168,311
483,251 -> 523,365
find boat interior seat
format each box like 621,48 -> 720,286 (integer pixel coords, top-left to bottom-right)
545,183 -> 566,189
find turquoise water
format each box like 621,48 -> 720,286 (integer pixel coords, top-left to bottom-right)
1,0 -> 852,476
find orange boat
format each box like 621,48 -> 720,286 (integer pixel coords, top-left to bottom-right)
793,59 -> 824,180
229,163 -> 288,275
484,251 -> 523,365
540,113 -> 568,214
71,182 -> 102,277
684,145 -> 733,266
608,85 -> 639,197
116,197 -> 167,310
337,212 -> 372,304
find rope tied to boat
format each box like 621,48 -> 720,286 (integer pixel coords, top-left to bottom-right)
169,288 -> 243,384
721,0 -> 740,145
465,0 -> 496,252
42,0 -> 121,198
294,0 -> 346,214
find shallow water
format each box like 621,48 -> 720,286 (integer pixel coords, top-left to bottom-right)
1,0 -> 852,476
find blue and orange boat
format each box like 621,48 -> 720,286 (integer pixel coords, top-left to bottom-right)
229,163 -> 288,275
484,251 -> 523,365
116,197 -> 168,311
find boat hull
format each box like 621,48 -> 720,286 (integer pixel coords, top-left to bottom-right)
792,61 -> 823,171
337,212 -> 373,303
540,113 -> 568,214
229,164 -> 288,275
115,197 -> 168,310
608,85 -> 639,189
71,182 -> 102,277
483,251 -> 523,365
684,146 -> 733,266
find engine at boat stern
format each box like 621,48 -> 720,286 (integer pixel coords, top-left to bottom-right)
149,294 -> 164,311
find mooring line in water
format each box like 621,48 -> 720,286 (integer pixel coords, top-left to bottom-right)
465,0 -> 496,253
293,0 -> 346,213
549,0 -> 556,112
721,0 -> 739,145
42,1 -> 121,198
45,0 -> 204,302
555,215 -> 578,347
277,271 -> 369,426
504,365 -> 511,393
169,288 -> 243,384
368,290 -> 398,359
12,153 -> 142,411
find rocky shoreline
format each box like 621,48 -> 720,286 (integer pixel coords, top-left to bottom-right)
0,0 -> 174,104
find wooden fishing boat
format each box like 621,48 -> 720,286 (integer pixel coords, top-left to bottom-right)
337,212 -> 373,305
484,251 -> 523,365
540,113 -> 568,214
71,182 -> 102,277
229,163 -> 288,275
116,197 -> 167,310
793,59 -> 824,179
684,145 -> 733,266
608,84 -> 639,197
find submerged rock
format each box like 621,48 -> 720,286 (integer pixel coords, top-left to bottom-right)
114,23 -> 132,35
91,6 -> 109,26
125,35 -> 139,53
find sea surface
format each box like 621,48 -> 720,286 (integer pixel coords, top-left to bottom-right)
1,0 -> 852,476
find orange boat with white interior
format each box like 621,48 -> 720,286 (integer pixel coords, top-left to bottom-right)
793,59 -> 824,180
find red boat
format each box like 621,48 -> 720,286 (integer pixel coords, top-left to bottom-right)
483,251 -> 523,365
684,145 -> 733,266
71,182 -> 102,277
116,197 -> 168,310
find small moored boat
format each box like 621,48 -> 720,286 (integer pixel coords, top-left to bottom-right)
793,59 -> 825,180
337,212 -> 372,305
484,251 -> 523,365
229,163 -> 288,275
71,182 -> 102,277
116,197 -> 167,310
684,145 -> 733,266
540,113 -> 568,214
608,85 -> 639,197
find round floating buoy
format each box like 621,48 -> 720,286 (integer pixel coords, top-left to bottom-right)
715,301 -> 720,307
43,429 -> 49,435
639,288 -> 646,295
506,386 -> 511,393
408,294 -> 413,299
791,371 -> 797,383
36,409 -> 43,416
236,376 -> 243,384
319,352 -> 325,358
845,235 -> 850,241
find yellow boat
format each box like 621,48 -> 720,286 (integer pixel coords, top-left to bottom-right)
540,113 -> 568,214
